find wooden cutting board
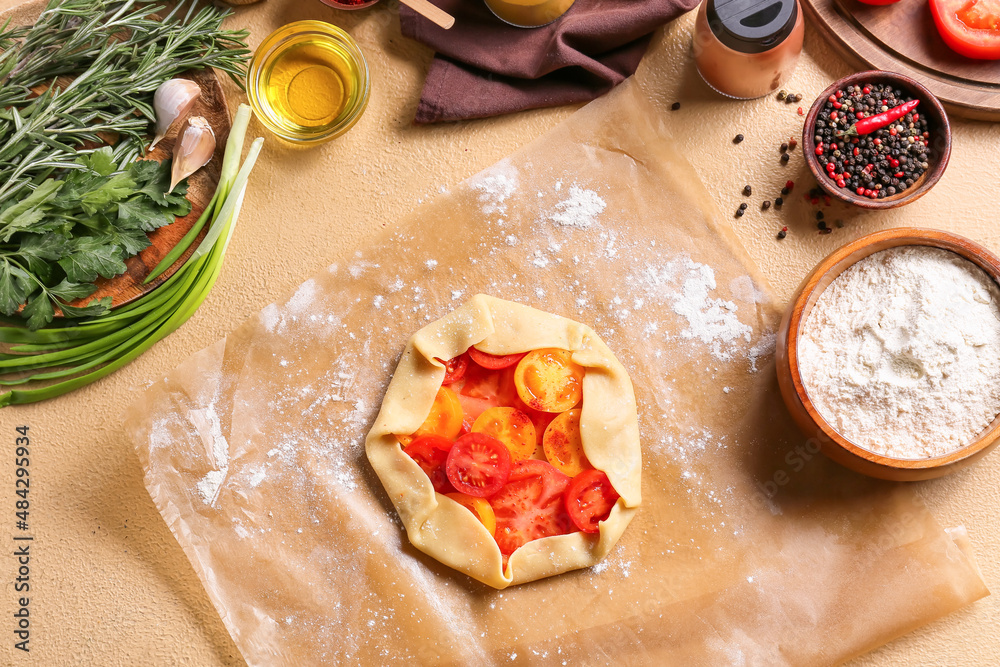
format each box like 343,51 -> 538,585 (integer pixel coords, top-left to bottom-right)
68,67 -> 231,310
803,0 -> 1000,120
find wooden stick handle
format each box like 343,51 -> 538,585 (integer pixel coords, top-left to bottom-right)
399,0 -> 455,29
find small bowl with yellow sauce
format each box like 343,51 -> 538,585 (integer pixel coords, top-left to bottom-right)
247,21 -> 370,145
485,0 -> 577,28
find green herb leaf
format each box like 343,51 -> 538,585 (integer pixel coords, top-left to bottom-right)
93,227 -> 151,256
16,233 -> 70,274
0,259 -> 32,315
117,196 -> 175,232
21,291 -> 54,329
140,160 -> 190,208
78,147 -> 117,177
0,179 -> 62,240
47,278 -> 96,302
58,296 -> 111,319
79,173 -> 137,215
57,237 -> 127,283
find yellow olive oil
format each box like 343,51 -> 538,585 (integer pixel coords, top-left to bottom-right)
262,38 -> 358,130
248,22 -> 370,143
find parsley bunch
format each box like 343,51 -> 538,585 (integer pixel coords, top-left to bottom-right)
0,105 -> 262,407
0,149 -> 191,328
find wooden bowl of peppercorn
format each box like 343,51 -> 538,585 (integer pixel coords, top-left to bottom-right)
802,71 -> 951,209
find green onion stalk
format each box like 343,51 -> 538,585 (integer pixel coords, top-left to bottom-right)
0,104 -> 262,407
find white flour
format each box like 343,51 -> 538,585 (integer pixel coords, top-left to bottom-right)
188,404 -> 230,505
548,184 -> 606,228
799,246 -> 1000,458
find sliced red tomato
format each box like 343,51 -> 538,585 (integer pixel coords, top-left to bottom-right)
397,386 -> 463,447
436,353 -> 469,385
459,362 -> 503,400
445,432 -> 512,497
514,348 -> 585,413
931,0 -> 1000,59
542,409 -> 591,476
468,347 -> 527,370
490,459 -> 572,555
446,492 -> 497,536
565,469 -> 620,534
472,407 -> 537,462
404,435 -> 454,494
456,394 -> 495,425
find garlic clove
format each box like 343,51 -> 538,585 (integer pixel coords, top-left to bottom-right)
169,116 -> 216,193
150,78 -> 201,150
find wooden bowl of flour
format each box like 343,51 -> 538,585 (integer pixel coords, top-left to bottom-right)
776,228 -> 1000,481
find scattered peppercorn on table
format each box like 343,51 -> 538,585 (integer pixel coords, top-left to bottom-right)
4,0 -> 1000,664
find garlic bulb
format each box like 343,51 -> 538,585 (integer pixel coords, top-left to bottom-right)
169,116 -> 216,192
150,78 -> 201,150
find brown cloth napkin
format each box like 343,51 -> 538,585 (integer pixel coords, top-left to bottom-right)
400,0 -> 699,123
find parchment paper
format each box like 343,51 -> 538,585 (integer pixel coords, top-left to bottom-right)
125,79 -> 988,665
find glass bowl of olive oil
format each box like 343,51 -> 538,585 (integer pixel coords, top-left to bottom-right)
247,21 -> 370,144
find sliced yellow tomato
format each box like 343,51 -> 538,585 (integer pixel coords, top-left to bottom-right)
397,386 -> 463,446
514,348 -> 585,413
472,406 -> 537,462
446,492 -> 497,536
542,409 -> 591,476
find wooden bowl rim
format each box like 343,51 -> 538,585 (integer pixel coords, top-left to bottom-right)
786,227 -> 1000,470
801,70 -> 952,210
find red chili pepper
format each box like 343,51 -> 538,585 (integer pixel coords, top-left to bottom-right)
838,99 -> 919,138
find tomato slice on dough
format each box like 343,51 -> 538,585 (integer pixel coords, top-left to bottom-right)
397,386 -> 464,446
514,348 -> 585,413
565,469 -> 620,534
404,435 -> 455,494
931,0 -> 1000,59
446,492 -> 497,536
445,432 -> 512,497
542,409 -> 591,476
490,459 -> 572,556
436,353 -> 469,385
472,407 -> 537,462
468,347 -> 528,370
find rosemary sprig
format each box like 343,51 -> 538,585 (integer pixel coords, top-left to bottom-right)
0,0 -> 250,207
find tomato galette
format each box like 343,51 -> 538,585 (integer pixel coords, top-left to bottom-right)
366,295 -> 641,589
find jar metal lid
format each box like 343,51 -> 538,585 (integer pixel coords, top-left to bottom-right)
706,0 -> 798,54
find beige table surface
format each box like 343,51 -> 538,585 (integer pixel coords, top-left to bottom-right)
1,0 -> 998,664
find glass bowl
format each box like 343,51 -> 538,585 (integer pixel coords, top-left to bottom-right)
247,21 -> 371,145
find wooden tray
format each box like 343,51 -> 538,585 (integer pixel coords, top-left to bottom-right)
803,0 -> 1000,120
66,67 -> 231,310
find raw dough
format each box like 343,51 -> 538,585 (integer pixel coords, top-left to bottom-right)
365,295 -> 642,589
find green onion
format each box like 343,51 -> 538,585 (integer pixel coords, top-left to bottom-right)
0,103 -> 262,407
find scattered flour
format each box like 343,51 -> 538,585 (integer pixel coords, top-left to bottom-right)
548,185 -> 606,228
188,405 -> 229,505
799,246 -> 1000,458
470,161 -> 518,216
636,258 -> 753,362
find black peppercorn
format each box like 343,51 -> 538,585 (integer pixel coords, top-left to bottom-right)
775,196 -> 783,206
762,200 -> 771,210
743,185 -> 752,196
671,102 -> 681,110
781,153 -> 790,163
739,202 -> 748,210
733,134 -> 744,144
